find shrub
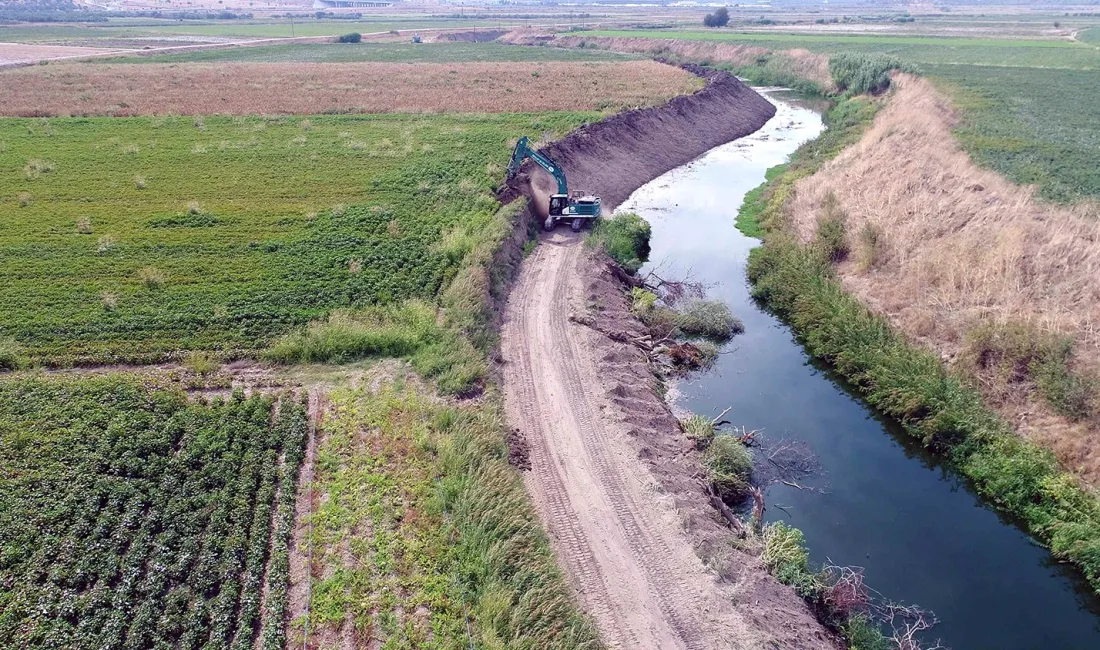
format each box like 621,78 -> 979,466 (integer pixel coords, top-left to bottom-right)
184,351 -> 218,376
964,321 -> 1097,421
704,434 -> 753,500
589,212 -> 651,274
761,522 -> 818,595
76,216 -> 93,234
265,300 -> 486,395
0,337 -> 28,371
23,158 -> 54,179
855,223 -> 882,271
96,234 -> 117,254
681,413 -> 716,448
337,32 -> 362,43
676,299 -> 744,341
100,291 -> 118,310
703,7 -> 730,27
137,266 -> 166,289
829,52 -> 914,95
815,191 -> 849,262
266,301 -> 436,364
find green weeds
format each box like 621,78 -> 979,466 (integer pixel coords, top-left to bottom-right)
704,434 -> 753,500
828,52 -> 915,95
589,211 -> 651,274
306,380 -> 602,649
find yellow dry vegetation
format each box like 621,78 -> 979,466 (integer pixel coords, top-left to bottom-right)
502,32 -> 833,91
0,60 -> 702,116
788,73 -> 1100,482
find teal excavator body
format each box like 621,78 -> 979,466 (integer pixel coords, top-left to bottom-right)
507,136 -> 601,232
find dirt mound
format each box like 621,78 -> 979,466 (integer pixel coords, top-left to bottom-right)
500,64 -> 776,211
434,29 -> 509,42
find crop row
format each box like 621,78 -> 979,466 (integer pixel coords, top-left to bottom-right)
0,376 -> 307,649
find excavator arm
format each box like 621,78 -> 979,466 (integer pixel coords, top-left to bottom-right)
507,136 -> 569,196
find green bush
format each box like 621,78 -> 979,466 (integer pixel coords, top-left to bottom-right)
676,299 -> 744,341
964,322 -> 1098,422
814,191 -> 849,262
265,300 -> 486,395
337,32 -> 362,43
0,336 -> 28,371
265,301 -> 436,363
590,212 -> 651,274
829,52 -> 915,95
704,434 -> 753,500
680,413 -> 716,448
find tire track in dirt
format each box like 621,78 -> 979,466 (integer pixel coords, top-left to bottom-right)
502,233 -> 756,650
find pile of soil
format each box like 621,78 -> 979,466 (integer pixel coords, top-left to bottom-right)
499,64 -> 776,212
434,29 -> 510,43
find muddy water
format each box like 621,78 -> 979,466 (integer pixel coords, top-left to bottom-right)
617,91 -> 1100,650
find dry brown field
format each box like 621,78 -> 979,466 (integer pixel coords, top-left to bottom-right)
0,42 -> 126,66
0,59 -> 701,116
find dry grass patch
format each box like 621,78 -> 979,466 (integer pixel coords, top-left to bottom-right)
503,32 -> 834,91
0,60 -> 701,116
787,73 -> 1100,483
0,42 -> 124,66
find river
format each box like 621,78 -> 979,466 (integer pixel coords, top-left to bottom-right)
616,90 -> 1100,650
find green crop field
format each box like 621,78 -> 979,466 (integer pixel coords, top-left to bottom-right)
0,18 -> 491,43
1081,27 -> 1100,47
103,41 -> 635,64
586,28 -> 1100,201
0,375 -> 308,650
0,111 -> 593,365
928,64 -> 1100,203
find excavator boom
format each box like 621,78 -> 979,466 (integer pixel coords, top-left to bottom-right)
506,135 -> 600,232
507,136 -> 569,196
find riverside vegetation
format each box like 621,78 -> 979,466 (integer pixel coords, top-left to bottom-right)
739,93 -> 1100,596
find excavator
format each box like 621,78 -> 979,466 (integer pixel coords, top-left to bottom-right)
507,136 -> 601,232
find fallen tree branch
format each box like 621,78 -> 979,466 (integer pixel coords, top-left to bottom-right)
702,479 -> 746,537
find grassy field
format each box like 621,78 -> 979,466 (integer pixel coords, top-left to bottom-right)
0,18 -> 492,43
103,41 -> 636,64
1079,27 -> 1100,47
0,376 -> 308,650
583,28 -> 1100,202
927,64 -> 1100,203
0,111 -> 593,365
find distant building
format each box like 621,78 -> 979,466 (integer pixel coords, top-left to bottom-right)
313,0 -> 394,8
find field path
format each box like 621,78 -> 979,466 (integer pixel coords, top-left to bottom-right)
502,232 -> 756,650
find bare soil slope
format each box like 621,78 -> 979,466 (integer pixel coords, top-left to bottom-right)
501,67 -> 833,648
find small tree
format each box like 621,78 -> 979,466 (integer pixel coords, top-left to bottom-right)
703,7 -> 730,28
337,32 -> 362,43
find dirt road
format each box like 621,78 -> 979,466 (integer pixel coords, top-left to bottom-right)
502,233 -> 761,649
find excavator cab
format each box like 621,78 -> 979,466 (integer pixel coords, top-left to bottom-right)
548,194 -> 569,217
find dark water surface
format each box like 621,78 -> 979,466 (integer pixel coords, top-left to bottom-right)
617,91 -> 1100,650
